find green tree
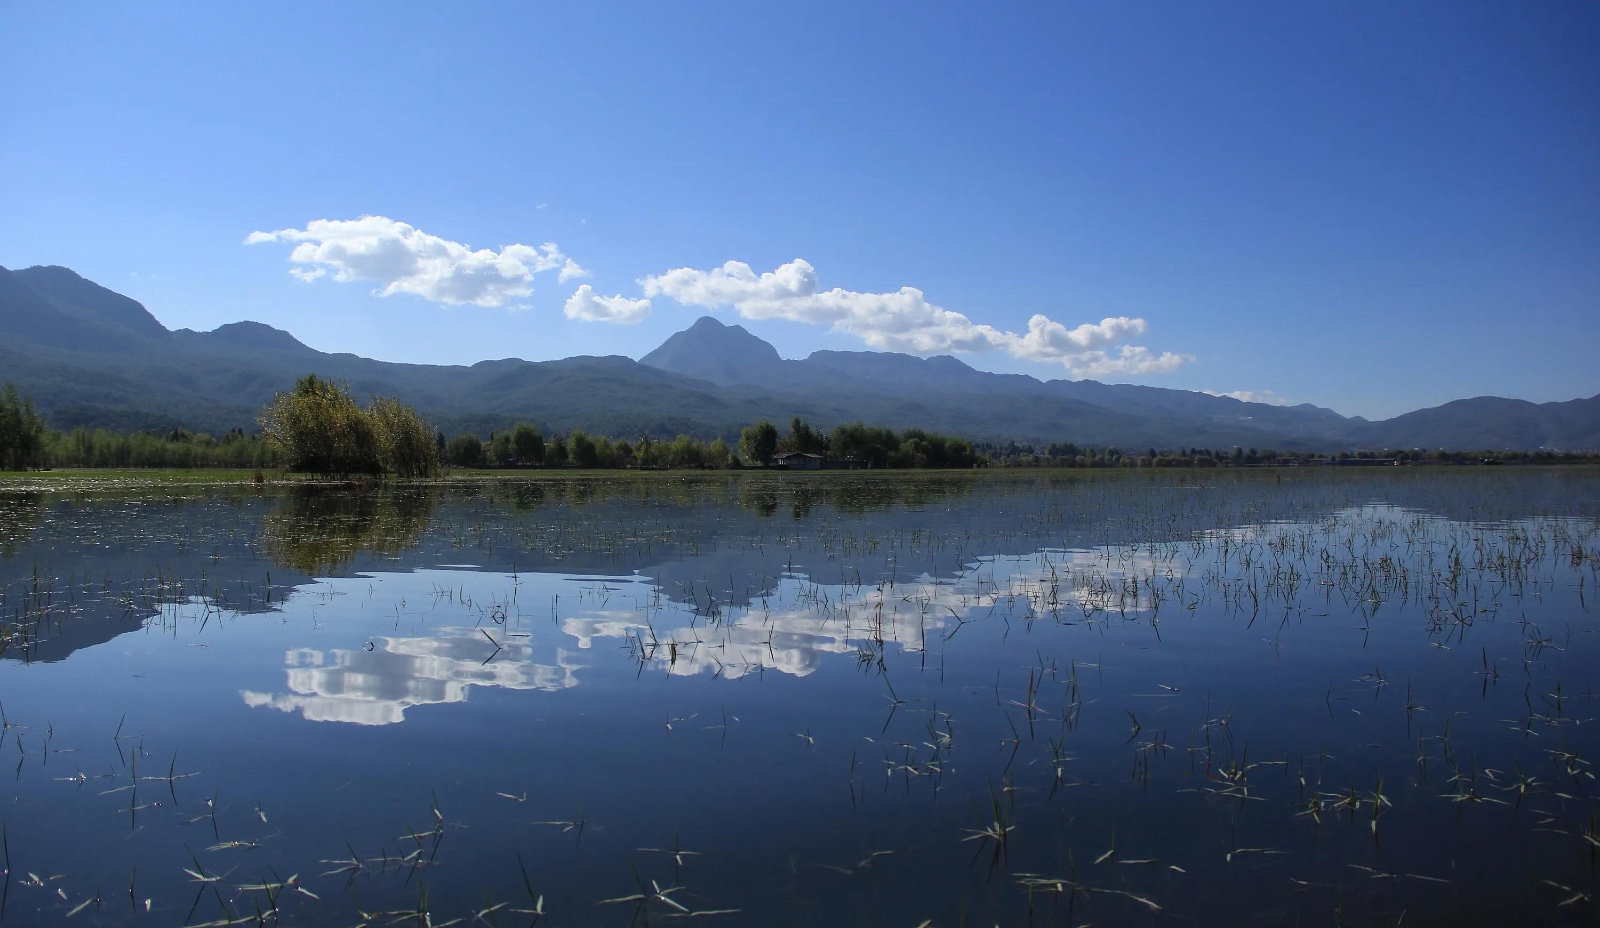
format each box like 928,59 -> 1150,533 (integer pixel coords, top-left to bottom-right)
567,429 -> 599,468
828,421 -> 897,468
446,434 -> 486,468
0,383 -> 46,471
738,420 -> 779,466
487,431 -> 515,467
369,396 -> 439,477
665,434 -> 706,468
511,422 -> 545,465
780,417 -> 827,454
259,375 -> 381,476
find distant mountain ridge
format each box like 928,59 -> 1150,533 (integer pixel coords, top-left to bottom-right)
2,263 -> 1596,450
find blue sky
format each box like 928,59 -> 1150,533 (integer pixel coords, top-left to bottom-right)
1,2 -> 1595,419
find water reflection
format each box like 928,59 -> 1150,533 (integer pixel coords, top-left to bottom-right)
0,492 -> 43,558
1,472 -> 1596,926
242,546 -> 1170,725
241,628 -> 584,725
261,486 -> 439,574
600,550 -> 1160,679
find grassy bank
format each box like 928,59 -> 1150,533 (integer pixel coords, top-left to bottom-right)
5,462 -> 1598,498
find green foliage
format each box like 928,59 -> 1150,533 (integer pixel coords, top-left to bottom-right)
369,396 -> 440,478
739,420 -> 779,466
259,376 -> 438,477
665,434 -> 706,469
446,434 -> 486,468
567,429 -> 599,468
0,383 -> 47,470
511,422 -> 545,465
543,434 -> 568,467
821,422 -> 979,468
487,431 -> 515,466
780,417 -> 828,454
46,426 -> 280,469
259,375 -> 381,476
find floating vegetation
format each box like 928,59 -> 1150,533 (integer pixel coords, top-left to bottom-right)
0,468 -> 1595,924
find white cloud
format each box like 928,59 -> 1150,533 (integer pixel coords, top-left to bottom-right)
1203,388 -> 1289,405
246,215 -> 587,308
563,285 -> 652,324
640,258 -> 1189,377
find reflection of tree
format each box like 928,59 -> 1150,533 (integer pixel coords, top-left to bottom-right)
261,486 -> 439,574
738,475 -> 978,519
740,483 -> 781,518
0,493 -> 43,559
475,474 -> 983,522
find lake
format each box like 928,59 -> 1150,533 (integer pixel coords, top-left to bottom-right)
0,469 -> 1596,926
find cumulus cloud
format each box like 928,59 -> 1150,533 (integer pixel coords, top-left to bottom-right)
246,215 -> 587,308
1203,388 -> 1289,405
563,285 -> 652,324
640,259 -> 1189,377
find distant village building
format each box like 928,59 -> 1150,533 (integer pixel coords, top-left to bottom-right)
773,451 -> 825,470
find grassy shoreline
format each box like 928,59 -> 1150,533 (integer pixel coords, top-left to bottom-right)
2,462 -> 1597,496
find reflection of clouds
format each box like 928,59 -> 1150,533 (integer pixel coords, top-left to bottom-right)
567,584 -> 945,680
568,549 -> 1167,680
563,611 -> 650,650
240,549 -> 1172,723
566,602 -> 889,679
241,628 -> 585,725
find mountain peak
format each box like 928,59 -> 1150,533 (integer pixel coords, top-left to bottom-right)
11,264 -> 169,337
640,315 -> 783,385
204,321 -> 312,352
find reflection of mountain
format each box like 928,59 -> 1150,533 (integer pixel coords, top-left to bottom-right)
241,628 -> 585,725
0,491 -> 314,663
5,470 -> 1590,663
261,487 -> 439,574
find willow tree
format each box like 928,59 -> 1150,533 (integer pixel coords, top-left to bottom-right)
259,376 -> 437,477
368,396 -> 439,477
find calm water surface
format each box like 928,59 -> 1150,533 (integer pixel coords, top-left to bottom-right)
0,470 -> 1597,926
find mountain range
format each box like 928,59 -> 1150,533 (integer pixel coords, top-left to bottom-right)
1,263 -> 1596,451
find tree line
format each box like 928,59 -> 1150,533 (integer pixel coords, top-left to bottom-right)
984,441 -> 1600,468
47,427 -> 281,469
260,380 -> 982,475
441,417 -> 980,470
5,379 -> 1595,474
270,381 -> 983,474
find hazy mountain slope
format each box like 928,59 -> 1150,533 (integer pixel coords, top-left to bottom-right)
0,265 -> 161,353
1356,395 -> 1600,451
10,265 -> 170,340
